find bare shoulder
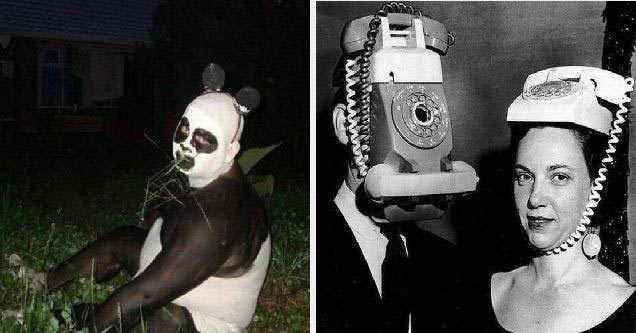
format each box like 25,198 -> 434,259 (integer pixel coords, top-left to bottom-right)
491,266 -> 525,291
572,262 -> 636,324
491,266 -> 526,309
589,263 -> 636,302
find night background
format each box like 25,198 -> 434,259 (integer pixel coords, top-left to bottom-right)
0,0 -> 308,331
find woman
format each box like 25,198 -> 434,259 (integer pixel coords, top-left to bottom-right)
488,67 -> 636,332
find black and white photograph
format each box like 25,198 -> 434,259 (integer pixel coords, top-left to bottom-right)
316,1 -> 636,332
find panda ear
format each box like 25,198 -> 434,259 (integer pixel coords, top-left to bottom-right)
235,87 -> 260,114
202,63 -> 225,92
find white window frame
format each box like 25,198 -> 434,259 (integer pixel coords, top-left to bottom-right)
37,42 -> 120,110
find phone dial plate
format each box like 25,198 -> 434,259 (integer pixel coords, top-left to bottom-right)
392,85 -> 449,149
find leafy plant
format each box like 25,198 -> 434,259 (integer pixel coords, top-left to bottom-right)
240,143 -> 281,200
238,143 -> 281,175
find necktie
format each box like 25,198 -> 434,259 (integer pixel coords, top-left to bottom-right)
381,224 -> 411,332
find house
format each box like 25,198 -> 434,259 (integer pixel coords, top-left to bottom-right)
0,0 -> 163,145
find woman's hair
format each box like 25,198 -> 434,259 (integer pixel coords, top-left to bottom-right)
509,122 -> 607,181
510,98 -> 619,181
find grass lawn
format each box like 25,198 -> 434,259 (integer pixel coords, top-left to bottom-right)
0,142 -> 308,332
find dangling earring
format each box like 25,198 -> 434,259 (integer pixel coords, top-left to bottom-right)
582,228 -> 601,259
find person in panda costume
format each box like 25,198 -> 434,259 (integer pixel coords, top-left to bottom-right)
46,63 -> 271,333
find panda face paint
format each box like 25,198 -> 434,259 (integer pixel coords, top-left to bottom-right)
173,118 -> 219,170
173,93 -> 241,187
174,117 -> 190,144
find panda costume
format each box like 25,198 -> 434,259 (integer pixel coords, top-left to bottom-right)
46,64 -> 270,333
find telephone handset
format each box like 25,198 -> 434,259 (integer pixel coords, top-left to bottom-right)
336,3 -> 477,222
508,66 -> 634,135
526,66 -> 628,106
341,13 -> 453,55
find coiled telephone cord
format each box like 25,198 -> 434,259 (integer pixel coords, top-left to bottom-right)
346,2 -> 424,177
546,78 -> 634,255
345,58 -> 369,176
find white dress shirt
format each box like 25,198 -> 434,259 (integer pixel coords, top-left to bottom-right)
333,181 -> 412,331
334,181 -> 388,295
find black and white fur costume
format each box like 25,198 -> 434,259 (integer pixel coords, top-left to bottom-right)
47,64 -> 270,332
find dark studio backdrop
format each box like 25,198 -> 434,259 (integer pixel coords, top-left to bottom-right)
316,1 -> 636,279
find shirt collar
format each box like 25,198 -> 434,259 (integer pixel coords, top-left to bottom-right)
333,181 -> 382,239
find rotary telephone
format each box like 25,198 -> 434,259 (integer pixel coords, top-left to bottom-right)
337,3 -> 478,222
508,66 -> 631,134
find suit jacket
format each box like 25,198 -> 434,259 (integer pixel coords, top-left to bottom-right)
316,197 -> 461,332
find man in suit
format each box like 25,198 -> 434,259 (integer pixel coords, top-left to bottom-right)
316,97 -> 461,332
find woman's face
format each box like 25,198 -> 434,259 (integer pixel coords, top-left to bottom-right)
514,127 -> 592,252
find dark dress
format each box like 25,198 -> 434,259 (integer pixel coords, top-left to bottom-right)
316,196 -> 462,332
475,271 -> 636,332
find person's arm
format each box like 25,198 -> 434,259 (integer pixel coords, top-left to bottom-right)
88,196 -> 234,331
